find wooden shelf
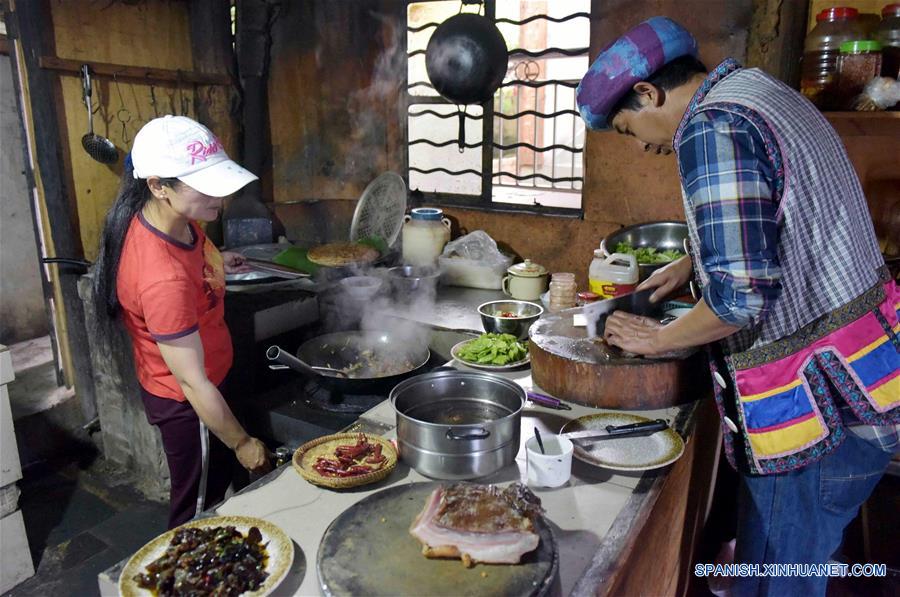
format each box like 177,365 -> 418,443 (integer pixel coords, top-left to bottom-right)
824,111 -> 900,137
38,56 -> 231,86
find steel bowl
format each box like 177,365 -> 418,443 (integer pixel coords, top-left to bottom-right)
600,221 -> 689,281
387,265 -> 441,297
391,370 -> 524,479
478,300 -> 544,340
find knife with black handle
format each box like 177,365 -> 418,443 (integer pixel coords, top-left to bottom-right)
561,419 -> 669,441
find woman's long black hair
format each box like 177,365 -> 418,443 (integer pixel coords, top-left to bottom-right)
92,164 -> 178,318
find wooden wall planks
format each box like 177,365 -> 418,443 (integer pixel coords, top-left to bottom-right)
48,0 -> 236,260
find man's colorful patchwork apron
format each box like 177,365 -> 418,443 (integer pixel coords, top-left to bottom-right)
674,61 -> 900,475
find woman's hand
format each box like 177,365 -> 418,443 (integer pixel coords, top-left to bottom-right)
221,251 -> 251,274
603,312 -> 667,356
637,255 -> 693,303
235,436 -> 272,474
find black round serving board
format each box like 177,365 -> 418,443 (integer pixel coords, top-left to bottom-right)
317,482 -> 558,597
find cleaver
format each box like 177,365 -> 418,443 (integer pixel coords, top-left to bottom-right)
583,287 -> 662,339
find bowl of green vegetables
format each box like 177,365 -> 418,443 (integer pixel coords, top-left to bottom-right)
600,221 -> 688,281
451,333 -> 530,370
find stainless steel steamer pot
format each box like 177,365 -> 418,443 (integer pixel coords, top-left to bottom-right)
390,370 -> 524,480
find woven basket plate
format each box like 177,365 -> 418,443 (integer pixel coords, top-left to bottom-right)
292,433 -> 398,489
119,515 -> 293,597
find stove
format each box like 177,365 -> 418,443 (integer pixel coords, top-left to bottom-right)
245,350 -> 449,448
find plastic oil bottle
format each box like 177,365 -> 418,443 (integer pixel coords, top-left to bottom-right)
589,250 -> 638,299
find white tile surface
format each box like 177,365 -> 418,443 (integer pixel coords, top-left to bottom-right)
0,510 -> 34,593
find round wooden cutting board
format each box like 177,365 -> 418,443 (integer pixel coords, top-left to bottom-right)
528,309 -> 704,409
317,482 -> 558,597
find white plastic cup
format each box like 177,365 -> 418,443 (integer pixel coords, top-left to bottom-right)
525,435 -> 574,488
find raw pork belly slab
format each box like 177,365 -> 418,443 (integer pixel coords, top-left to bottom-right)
409,483 -> 543,567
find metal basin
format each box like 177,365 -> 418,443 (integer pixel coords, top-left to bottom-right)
478,300 -> 544,340
391,370 -> 524,480
387,265 -> 441,297
600,221 -> 688,281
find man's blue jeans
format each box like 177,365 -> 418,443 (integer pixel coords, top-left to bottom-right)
732,430 -> 896,596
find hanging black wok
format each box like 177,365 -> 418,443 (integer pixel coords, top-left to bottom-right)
425,10 -> 508,149
266,330 -> 431,394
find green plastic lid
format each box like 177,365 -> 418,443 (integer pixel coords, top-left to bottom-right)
839,40 -> 882,53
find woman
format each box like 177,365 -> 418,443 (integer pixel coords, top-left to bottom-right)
94,115 -> 271,528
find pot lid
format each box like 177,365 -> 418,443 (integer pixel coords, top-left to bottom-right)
409,207 -> 444,221
508,259 -> 547,277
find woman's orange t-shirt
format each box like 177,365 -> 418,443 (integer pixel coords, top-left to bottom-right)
116,213 -> 233,400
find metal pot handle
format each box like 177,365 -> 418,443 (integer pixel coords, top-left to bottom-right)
266,345 -> 318,376
446,428 -> 491,440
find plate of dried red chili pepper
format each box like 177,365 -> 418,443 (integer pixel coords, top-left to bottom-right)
292,433 -> 398,489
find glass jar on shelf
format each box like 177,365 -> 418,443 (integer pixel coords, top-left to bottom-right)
877,3 -> 900,79
836,40 -> 883,109
801,7 -> 867,109
548,272 -> 577,312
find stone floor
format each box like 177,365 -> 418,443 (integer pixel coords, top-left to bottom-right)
4,457 -> 168,597
3,336 -> 168,597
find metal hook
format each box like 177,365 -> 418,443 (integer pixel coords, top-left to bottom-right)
113,72 -> 133,145
148,84 -> 160,118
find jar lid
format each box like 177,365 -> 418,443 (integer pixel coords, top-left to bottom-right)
577,291 -> 601,303
508,259 -> 547,277
839,40 -> 883,53
816,7 -> 859,21
883,4 -> 900,18
409,207 -> 444,221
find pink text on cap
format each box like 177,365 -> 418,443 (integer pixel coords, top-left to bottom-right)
186,137 -> 223,165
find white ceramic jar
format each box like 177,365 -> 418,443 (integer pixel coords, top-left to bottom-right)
401,207 -> 451,267
502,259 -> 549,301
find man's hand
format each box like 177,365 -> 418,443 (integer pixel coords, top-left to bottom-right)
221,251 -> 251,274
235,436 -> 272,474
637,255 -> 693,302
603,311 -> 666,356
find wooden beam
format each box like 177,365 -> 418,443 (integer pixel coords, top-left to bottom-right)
7,0 -> 97,422
39,55 -> 232,86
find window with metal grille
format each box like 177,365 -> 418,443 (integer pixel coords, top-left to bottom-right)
405,0 -> 589,216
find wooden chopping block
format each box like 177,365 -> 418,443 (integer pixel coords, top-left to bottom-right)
528,309 -> 705,409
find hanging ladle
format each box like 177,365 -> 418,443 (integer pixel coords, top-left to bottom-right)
80,64 -> 118,164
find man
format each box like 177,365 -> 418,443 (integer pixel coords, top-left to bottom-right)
577,16 -> 899,597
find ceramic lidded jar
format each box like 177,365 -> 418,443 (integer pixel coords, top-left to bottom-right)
401,207 -> 452,267
502,259 -> 549,300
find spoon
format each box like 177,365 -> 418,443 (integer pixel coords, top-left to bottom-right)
534,427 -> 546,455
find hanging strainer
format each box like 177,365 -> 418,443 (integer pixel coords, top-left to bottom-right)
349,172 -> 407,247
80,64 -> 118,164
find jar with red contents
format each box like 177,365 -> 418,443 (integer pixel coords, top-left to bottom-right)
801,7 -> 867,108
836,40 -> 883,108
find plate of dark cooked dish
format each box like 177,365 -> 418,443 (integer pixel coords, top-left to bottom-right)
119,515 -> 294,597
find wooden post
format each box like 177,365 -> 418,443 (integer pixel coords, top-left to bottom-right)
234,0 -> 274,202
747,0 -> 810,87
5,0 -> 97,422
189,0 -> 241,246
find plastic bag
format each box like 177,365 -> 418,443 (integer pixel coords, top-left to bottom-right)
852,77 -> 900,111
439,230 -> 513,289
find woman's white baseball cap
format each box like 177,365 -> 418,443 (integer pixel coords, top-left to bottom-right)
130,115 -> 258,197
